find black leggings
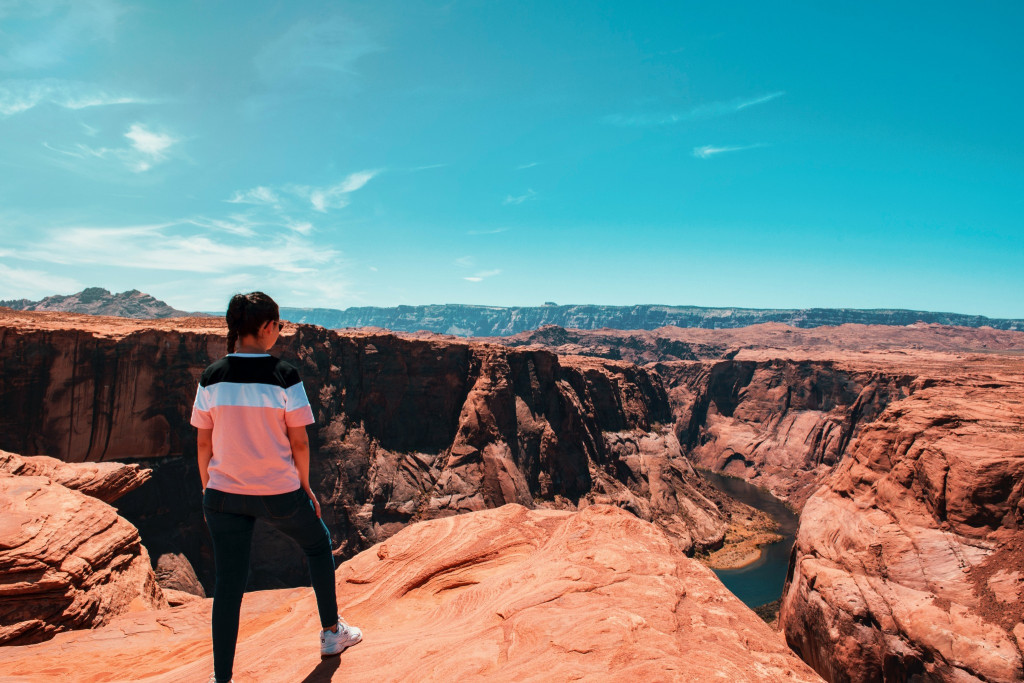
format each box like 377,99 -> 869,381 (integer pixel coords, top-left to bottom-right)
203,488 -> 338,683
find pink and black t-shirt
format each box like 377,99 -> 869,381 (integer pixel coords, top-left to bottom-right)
190,353 -> 315,495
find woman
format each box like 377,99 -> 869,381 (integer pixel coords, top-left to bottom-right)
191,291 -> 361,683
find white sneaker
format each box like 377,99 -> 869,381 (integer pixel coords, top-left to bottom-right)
208,675 -> 233,683
320,615 -> 362,657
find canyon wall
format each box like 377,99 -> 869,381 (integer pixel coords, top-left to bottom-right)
280,302 -> 1024,335
779,362 -> 1024,682
656,359 -> 916,509
0,311 -> 731,593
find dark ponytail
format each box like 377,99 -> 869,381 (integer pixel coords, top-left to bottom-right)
225,292 -> 280,353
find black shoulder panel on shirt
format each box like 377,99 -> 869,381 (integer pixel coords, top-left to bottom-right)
199,355 -> 303,388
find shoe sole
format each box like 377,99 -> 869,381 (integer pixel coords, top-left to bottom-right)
320,634 -> 362,658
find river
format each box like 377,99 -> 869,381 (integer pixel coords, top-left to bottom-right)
702,470 -> 800,609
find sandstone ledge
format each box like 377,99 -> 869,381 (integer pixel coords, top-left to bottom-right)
0,504 -> 821,682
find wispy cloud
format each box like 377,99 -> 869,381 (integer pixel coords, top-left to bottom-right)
503,189 -> 536,205
516,162 -> 541,170
43,122 -> 178,173
0,262 -> 83,299
124,124 -> 175,171
407,163 -> 448,172
0,78 -> 148,116
464,269 -> 501,283
225,170 -> 379,215
693,143 -> 765,159
185,215 -> 260,238
287,221 -> 313,235
9,222 -> 338,275
227,186 -> 280,206
467,227 -> 509,235
606,91 -> 784,127
306,170 -> 380,212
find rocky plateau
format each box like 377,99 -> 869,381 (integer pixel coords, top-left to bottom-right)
2,307 -> 1023,681
0,504 -> 822,682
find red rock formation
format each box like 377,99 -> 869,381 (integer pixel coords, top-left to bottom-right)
0,468 -> 166,645
0,309 -> 733,593
153,552 -> 206,599
656,359 -> 915,509
0,450 -> 151,503
779,361 -> 1024,682
489,321 -> 1024,362
0,504 -> 822,682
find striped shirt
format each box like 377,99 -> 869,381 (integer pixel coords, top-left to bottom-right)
190,353 -> 315,495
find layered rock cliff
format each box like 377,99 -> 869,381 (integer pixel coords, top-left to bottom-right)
0,309 -> 734,593
0,504 -> 823,682
657,359 -> 916,509
779,359 -> 1024,682
280,302 -> 1024,335
0,453 -> 165,645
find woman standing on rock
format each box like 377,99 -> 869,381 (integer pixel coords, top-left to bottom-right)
190,291 -> 361,683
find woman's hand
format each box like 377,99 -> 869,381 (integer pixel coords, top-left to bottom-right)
304,485 -> 322,518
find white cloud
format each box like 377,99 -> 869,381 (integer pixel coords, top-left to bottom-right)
0,78 -> 147,116
606,91 -> 784,127
503,189 -> 536,205
454,255 -> 475,268
287,221 -> 313,235
125,124 -> 175,156
0,262 -> 83,299
408,163 -> 447,172
464,269 -> 501,283
185,215 -> 259,237
304,169 -> 380,212
10,222 -> 338,275
43,121 -> 178,173
516,162 -> 540,170
227,186 -> 280,206
467,227 -> 509,235
693,143 -> 764,159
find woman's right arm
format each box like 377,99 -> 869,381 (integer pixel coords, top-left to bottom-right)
197,428 -> 213,491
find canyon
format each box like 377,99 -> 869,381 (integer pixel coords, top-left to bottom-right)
1,307 -> 1023,681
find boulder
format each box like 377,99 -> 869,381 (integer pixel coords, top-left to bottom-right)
0,472 -> 166,645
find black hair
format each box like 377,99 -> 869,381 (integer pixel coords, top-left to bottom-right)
225,291 -> 280,353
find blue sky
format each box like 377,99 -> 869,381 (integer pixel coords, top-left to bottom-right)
1,1 -> 1021,317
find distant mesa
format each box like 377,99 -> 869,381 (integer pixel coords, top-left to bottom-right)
0,288 -> 210,319
2,289 -> 1021,333
279,302 -> 1024,336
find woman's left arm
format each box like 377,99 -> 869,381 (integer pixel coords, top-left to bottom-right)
197,428 -> 213,491
288,425 -> 320,518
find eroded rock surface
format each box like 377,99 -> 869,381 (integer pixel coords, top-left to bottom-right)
657,359 -> 915,509
780,363 -> 1024,682
0,504 -> 822,682
0,471 -> 166,645
0,450 -> 150,503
